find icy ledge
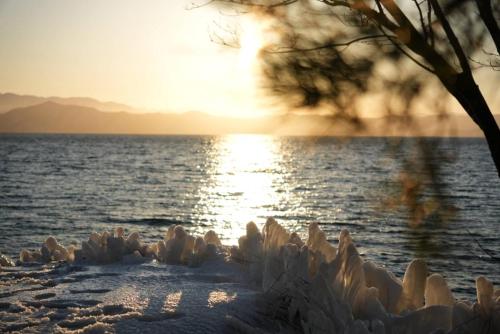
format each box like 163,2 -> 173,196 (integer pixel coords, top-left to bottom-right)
6,218 -> 500,334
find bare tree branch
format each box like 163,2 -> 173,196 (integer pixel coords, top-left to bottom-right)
366,1 -> 458,80
385,33 -> 437,73
413,0 -> 429,42
429,0 -> 472,76
475,0 -> 500,54
204,0 -> 500,177
213,0 -> 298,10
427,1 -> 435,47
266,34 -> 392,53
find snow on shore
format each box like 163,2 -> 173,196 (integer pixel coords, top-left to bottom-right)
1,218 -> 499,333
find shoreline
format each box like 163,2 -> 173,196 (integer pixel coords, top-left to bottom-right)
1,218 -> 499,333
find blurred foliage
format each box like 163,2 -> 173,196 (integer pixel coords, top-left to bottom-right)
200,0 -> 500,227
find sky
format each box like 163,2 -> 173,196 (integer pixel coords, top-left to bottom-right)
0,0 -> 268,117
0,0 -> 498,118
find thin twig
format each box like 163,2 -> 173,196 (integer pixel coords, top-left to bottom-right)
265,34 -> 392,54
466,228 -> 500,262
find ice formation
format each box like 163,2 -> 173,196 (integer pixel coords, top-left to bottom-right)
230,218 -> 500,334
0,252 -> 15,268
14,218 -> 500,333
19,236 -> 73,263
19,226 -> 223,267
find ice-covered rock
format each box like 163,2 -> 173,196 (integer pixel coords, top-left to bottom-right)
115,226 -> 125,238
261,218 -> 294,290
194,236 -> 207,256
392,305 -> 452,334
10,217 -> 500,334
363,261 -> 403,313
189,236 -> 207,266
262,217 -> 289,254
288,232 -> 304,248
307,222 -> 336,263
74,228 -> 135,264
306,222 -> 337,278
476,276 -> 494,317
164,225 -> 175,240
396,259 -> 428,313
19,236 -> 71,263
125,231 -> 141,254
234,221 -> 264,284
45,236 -> 70,262
19,249 -> 41,263
329,230 -> 387,322
164,225 -> 187,264
204,230 -> 222,248
122,250 -> 147,264
156,225 -> 222,265
18,228 -> 152,265
18,226 -> 223,267
181,234 -> 195,263
142,242 -> 158,259
106,233 -> 126,262
424,274 -> 454,307
157,240 -> 168,263
451,301 -> 475,332
0,252 -> 15,267
243,218 -> 499,333
237,222 -> 263,262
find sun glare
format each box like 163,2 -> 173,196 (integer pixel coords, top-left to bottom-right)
238,19 -> 264,69
194,135 -> 288,242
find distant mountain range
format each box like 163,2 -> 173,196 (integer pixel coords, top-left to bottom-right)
0,92 -> 138,114
0,101 -> 270,135
0,93 -> 497,136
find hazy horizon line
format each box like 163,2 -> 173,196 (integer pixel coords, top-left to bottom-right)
3,91 -> 498,119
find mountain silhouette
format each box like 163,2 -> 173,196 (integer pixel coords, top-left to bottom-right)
0,99 -> 497,136
0,92 -> 137,113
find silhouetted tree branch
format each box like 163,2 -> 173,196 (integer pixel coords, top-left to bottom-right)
475,0 -> 500,54
207,0 -> 500,179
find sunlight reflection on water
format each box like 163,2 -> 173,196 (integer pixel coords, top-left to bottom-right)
1,134 -> 498,299
194,135 -> 289,242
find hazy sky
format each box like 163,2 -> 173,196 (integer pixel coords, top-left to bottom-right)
0,0 -> 268,116
0,0 -> 498,117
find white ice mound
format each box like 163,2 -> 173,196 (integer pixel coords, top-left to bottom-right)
424,273 -> 454,307
396,258 -> 428,312
231,218 -> 500,334
19,236 -> 73,264
15,218 -> 500,333
157,226 -> 219,265
19,225 -> 223,266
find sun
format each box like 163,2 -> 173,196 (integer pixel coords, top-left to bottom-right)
238,18 -> 264,69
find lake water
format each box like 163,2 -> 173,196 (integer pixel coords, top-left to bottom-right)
0,134 -> 498,299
